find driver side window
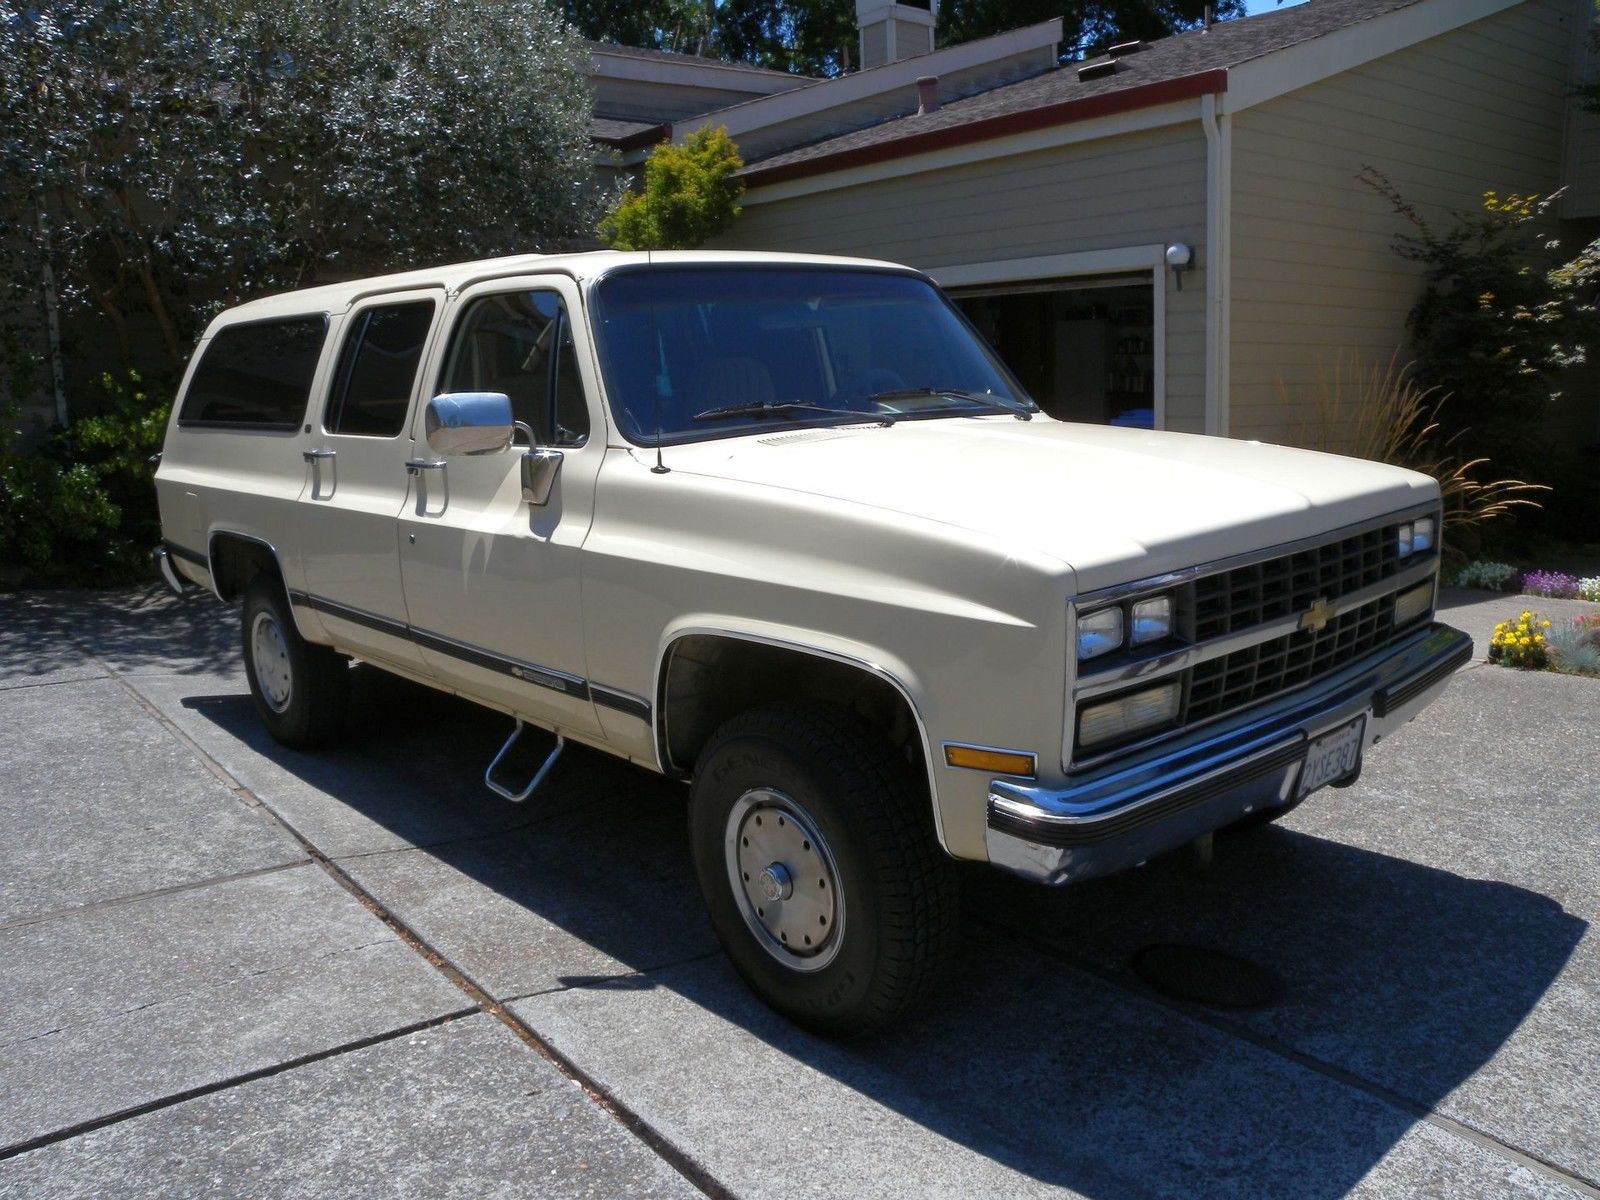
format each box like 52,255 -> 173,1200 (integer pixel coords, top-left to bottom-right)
438,289 -> 590,447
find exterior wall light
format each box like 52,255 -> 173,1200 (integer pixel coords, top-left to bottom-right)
1165,243 -> 1193,291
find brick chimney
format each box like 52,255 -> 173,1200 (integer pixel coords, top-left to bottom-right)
855,0 -> 936,70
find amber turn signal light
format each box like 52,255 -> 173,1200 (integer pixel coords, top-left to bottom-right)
943,744 -> 1037,778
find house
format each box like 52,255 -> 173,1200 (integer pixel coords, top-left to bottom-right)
593,0 -> 1598,451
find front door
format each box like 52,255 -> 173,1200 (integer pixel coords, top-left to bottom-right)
298,289 -> 443,672
397,275 -> 604,734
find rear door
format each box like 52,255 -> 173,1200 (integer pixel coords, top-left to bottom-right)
298,290 -> 442,671
397,275 -> 604,734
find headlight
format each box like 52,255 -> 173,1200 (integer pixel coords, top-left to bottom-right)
1397,516 -> 1437,557
1077,681 -> 1182,751
1393,579 -> 1434,628
1076,592 -> 1177,661
1130,596 -> 1172,645
1077,606 -> 1124,660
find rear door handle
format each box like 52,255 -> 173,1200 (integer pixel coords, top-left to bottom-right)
303,448 -> 336,462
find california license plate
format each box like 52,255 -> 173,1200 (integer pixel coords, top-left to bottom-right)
1297,715 -> 1366,798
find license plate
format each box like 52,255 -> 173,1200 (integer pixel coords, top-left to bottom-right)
1297,715 -> 1366,798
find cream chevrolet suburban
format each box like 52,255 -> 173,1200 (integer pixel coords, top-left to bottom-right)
156,250 -> 1473,1035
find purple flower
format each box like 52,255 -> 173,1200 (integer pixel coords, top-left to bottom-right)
1519,569 -> 1581,599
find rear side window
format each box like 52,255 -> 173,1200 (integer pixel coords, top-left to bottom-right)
179,316 -> 328,429
324,301 -> 435,437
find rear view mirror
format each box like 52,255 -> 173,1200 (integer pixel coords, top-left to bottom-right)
424,393 -> 514,456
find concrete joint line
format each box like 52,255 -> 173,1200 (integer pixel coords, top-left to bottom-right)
0,675 -> 109,694
42,611 -> 734,1200
977,918 -> 1600,1199
0,860 -> 306,933
0,1010 -> 478,1163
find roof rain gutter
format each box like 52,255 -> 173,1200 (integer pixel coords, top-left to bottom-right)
1201,89 -> 1232,438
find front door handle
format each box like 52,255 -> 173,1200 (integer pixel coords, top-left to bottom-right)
405,458 -> 448,517
303,448 -> 336,462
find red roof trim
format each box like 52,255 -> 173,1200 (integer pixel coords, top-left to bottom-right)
742,69 -> 1228,188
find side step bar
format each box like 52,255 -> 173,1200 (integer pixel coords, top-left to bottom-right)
485,721 -> 566,803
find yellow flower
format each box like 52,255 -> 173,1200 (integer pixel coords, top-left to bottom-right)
1542,620 -> 1551,628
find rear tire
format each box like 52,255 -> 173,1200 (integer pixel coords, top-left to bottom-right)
241,574 -> 348,749
689,703 -> 958,1037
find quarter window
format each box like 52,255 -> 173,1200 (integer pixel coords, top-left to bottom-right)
179,316 -> 327,428
324,301 -> 435,437
438,290 -> 590,447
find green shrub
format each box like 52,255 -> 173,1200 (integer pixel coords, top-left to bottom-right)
599,126 -> 745,250
0,372 -> 168,587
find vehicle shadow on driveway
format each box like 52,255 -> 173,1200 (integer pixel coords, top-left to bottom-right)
182,670 -> 1587,1197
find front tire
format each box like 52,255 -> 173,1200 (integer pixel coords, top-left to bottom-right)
241,574 -> 348,749
689,704 -> 958,1037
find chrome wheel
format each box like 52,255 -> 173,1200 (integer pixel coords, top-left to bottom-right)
250,610 -> 293,714
725,788 -> 844,972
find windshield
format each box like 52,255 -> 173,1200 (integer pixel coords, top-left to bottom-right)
589,267 -> 1033,445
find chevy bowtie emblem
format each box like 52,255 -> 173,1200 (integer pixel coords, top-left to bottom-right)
1299,597 -> 1337,633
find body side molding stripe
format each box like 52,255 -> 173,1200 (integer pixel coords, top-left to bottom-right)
162,539 -> 210,569
286,590 -> 650,721
590,685 -> 653,722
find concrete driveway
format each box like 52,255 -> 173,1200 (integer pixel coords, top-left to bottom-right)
1,585 -> 1596,1199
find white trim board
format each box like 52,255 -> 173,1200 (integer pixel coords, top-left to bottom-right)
588,49 -> 807,95
674,19 -> 1063,143
931,245 -> 1169,431
929,244 -> 1166,287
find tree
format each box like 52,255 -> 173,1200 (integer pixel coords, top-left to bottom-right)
939,0 -> 1244,57
0,0 -> 600,388
0,0 -> 601,584
599,127 -> 745,250
567,0 -> 1245,79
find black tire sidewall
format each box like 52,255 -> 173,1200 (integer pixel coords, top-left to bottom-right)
241,575 -> 334,747
690,721 -> 912,1035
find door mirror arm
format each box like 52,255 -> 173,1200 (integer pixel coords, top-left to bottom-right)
521,447 -> 563,506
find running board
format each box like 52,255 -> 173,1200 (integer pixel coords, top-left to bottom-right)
485,721 -> 566,803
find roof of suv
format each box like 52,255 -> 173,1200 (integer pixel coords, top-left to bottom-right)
218,250 -> 914,324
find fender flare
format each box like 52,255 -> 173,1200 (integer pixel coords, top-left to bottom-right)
652,621 -> 949,853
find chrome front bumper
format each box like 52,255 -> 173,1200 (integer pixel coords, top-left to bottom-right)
985,622 -> 1474,885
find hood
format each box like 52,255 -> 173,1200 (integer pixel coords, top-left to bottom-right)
652,417 -> 1437,593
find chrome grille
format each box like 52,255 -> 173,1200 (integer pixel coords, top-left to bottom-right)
1072,516 -> 1433,763
1186,593 -> 1397,723
1190,524 -> 1402,641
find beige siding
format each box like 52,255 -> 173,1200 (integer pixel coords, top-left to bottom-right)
1228,0 -> 1578,447
721,123 -> 1212,431
1562,0 -> 1600,217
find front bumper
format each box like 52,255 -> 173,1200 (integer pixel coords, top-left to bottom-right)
985,622 -> 1474,885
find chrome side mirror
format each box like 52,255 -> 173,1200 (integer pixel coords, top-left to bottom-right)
424,393 -> 514,456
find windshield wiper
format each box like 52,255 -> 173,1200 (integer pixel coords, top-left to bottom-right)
692,400 -> 894,426
866,387 -> 1036,420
